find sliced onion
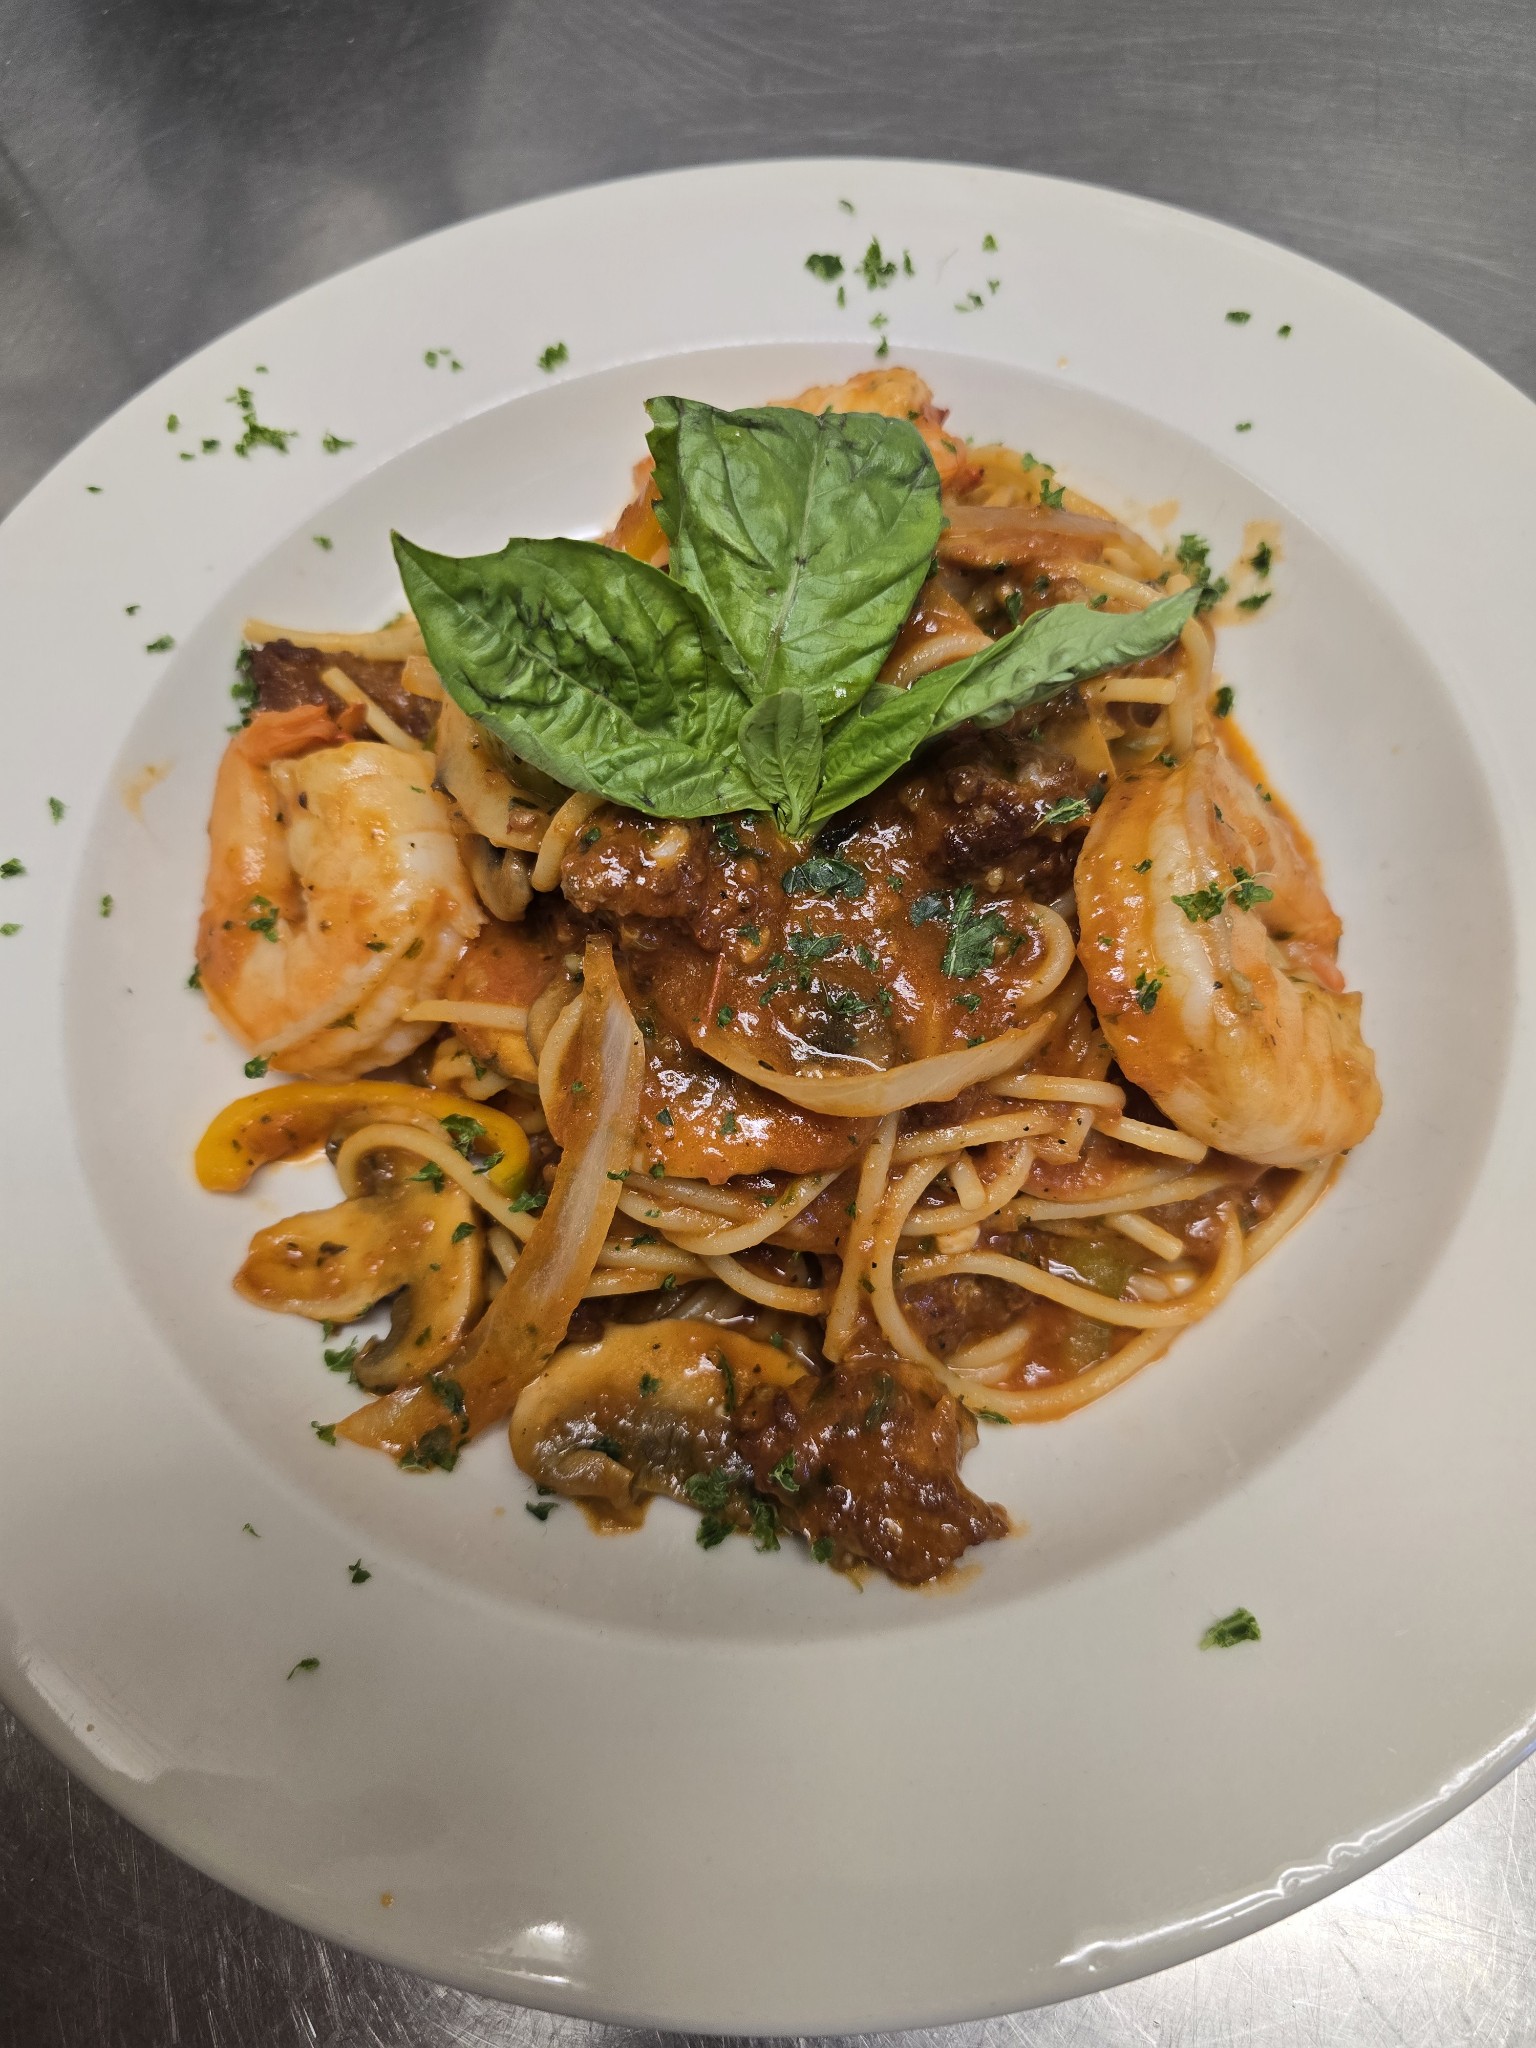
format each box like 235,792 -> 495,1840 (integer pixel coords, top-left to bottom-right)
937,501 -> 1127,568
692,1017 -> 1049,1118
337,939 -> 643,1457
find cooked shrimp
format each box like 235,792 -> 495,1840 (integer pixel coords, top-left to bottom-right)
197,704 -> 482,1078
1074,741 -> 1380,1167
780,367 -> 981,494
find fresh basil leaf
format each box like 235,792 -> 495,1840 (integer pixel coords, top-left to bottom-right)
810,588 -> 1199,826
737,691 -> 823,836
393,532 -> 760,819
646,396 -> 942,723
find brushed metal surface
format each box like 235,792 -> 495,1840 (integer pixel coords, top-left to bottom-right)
1,1 -> 1532,2040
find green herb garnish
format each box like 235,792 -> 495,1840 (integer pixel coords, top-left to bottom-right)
783,856 -> 867,900
1039,795 -> 1090,827
1200,1606 -> 1261,1648
805,252 -> 843,281
348,1559 -> 372,1584
228,384 -> 295,457
1172,884 -> 1227,923
286,1657 -> 320,1678
393,397 -> 1199,839
537,342 -> 569,372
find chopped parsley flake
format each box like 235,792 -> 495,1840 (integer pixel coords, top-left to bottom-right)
1214,685 -> 1235,718
48,797 -> 65,822
228,384 -> 295,457
244,1054 -> 269,1078
508,1186 -> 547,1212
1236,590 -> 1271,613
1201,1606 -> 1261,1648
909,884 -> 1009,978
409,1161 -> 446,1192
0,858 -> 23,878
0,924 -> 20,937
1174,531 -> 1229,613
838,197 -> 855,213
526,1500 -> 557,1521
424,347 -> 464,371
858,237 -> 897,289
805,252 -> 843,281
782,856 -> 867,900
1039,795 -> 1091,827
639,1372 -> 662,1396
242,1522 -> 259,1537
750,1497 -> 780,1552
1249,540 -> 1273,576
348,1559 -> 371,1584
811,1536 -> 835,1564
451,1220 -> 476,1244
720,1111 -> 739,1136
321,432 -> 355,453
1038,475 -> 1066,510
398,1424 -> 459,1471
440,1112 -> 502,1174
537,341 -> 569,372
145,634 -> 175,653
311,1421 -> 337,1445
715,1004 -> 736,1028
286,1657 -> 320,1679
982,232 -> 997,251
1132,968 -> 1164,1013
1277,323 -> 1292,338
1228,866 -> 1274,911
323,1340 -> 359,1374
1173,883 -> 1227,923
975,1407 -> 1010,1425
313,535 -> 333,550
685,1468 -> 733,1513
1225,309 -> 1251,324
955,289 -> 985,313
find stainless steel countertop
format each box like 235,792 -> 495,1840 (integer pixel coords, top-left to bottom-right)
1,3 -> 1531,2040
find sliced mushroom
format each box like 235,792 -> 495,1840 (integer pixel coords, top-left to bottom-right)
235,1181 -> 483,1390
462,831 -> 532,922
510,1320 -> 809,1525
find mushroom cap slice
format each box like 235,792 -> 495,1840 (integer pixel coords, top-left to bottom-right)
235,1182 -> 483,1390
510,1319 -> 809,1523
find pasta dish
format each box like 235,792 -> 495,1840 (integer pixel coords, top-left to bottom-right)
192,368 -> 1380,1584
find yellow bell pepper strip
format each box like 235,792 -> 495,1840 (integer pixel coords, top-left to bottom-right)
194,1081 -> 529,1199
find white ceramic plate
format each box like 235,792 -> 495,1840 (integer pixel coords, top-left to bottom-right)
1,159 -> 1533,2031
